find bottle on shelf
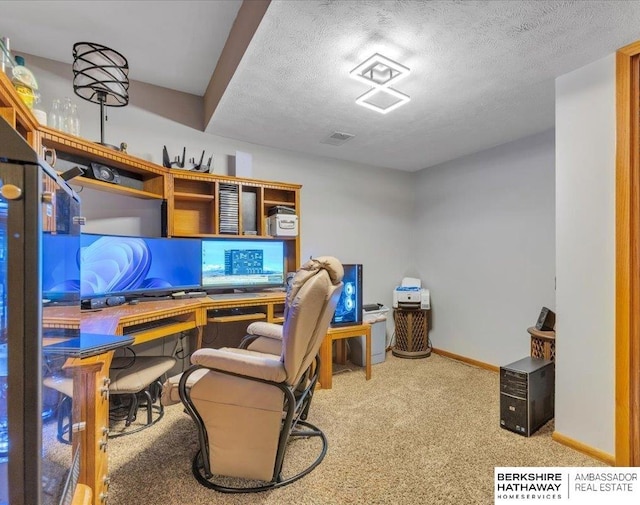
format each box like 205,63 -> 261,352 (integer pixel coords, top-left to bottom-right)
11,55 -> 39,109
0,37 -> 12,75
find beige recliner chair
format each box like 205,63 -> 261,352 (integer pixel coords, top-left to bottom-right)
177,256 -> 343,492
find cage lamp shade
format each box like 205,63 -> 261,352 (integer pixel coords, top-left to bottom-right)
72,42 -> 129,106
72,42 -> 129,148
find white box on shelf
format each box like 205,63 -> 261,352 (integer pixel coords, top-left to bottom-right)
228,150 -> 252,178
268,214 -> 298,236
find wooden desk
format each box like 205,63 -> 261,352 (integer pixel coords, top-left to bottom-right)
41,293 -> 285,504
44,299 -> 204,505
318,323 -> 371,389
201,292 -> 286,324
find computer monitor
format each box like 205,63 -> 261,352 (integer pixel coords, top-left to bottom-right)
201,238 -> 285,292
331,263 -> 363,327
42,233 -> 81,303
80,234 -> 202,298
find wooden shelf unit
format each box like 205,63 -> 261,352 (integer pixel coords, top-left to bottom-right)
168,172 -> 301,274
0,73 -> 302,275
0,70 -> 39,147
40,126 -> 167,199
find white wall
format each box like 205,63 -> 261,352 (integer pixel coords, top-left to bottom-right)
413,130 -> 556,366
555,54 -> 616,455
25,53 -> 414,313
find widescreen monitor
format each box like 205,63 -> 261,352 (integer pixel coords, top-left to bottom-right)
201,238 -> 285,292
81,234 -> 202,298
331,263 -> 363,327
42,233 -> 202,300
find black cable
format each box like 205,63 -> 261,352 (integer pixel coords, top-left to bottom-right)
111,346 -> 137,369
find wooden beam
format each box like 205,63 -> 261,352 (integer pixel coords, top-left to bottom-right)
203,0 -> 271,128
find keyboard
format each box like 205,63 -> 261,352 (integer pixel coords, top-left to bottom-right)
208,292 -> 267,300
123,318 -> 182,335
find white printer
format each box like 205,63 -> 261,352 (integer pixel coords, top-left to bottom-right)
392,277 -> 430,309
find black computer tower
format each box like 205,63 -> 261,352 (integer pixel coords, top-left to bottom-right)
500,356 -> 555,437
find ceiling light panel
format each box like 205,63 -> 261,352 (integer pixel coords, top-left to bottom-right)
350,53 -> 411,114
349,53 -> 410,88
355,87 -> 410,115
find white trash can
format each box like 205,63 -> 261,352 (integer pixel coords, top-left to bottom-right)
350,304 -> 389,366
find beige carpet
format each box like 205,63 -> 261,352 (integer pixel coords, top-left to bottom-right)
107,353 -> 605,504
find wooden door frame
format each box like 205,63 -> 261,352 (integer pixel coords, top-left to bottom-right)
616,40 -> 640,466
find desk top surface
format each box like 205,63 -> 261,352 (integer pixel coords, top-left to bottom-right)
43,293 -> 286,334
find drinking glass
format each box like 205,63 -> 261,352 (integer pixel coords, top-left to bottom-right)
60,97 -> 73,133
48,99 -> 61,130
69,104 -> 80,137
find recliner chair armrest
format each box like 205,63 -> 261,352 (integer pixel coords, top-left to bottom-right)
247,322 -> 283,340
241,322 -> 284,354
191,348 -> 287,383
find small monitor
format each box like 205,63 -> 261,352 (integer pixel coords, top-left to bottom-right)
331,263 -> 363,327
201,238 -> 285,292
80,234 -> 202,298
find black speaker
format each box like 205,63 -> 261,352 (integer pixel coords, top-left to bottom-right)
161,199 -> 168,237
81,295 -> 126,310
535,306 -> 555,331
85,162 -> 121,184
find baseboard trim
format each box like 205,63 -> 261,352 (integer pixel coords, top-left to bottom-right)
551,431 -> 615,466
431,349 -> 615,465
432,348 -> 499,373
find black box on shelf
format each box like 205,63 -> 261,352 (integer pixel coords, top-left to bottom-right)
267,205 -> 295,216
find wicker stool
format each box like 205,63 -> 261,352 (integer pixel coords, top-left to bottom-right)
392,308 -> 431,358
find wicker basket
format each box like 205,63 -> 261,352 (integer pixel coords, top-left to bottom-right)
527,327 -> 555,361
392,308 -> 431,359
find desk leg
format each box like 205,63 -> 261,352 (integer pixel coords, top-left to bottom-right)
319,333 -> 333,389
365,327 -> 371,380
195,325 -> 203,351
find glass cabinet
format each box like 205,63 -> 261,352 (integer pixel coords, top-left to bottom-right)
0,117 -> 81,505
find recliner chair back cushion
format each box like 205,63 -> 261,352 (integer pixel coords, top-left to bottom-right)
282,257 -> 343,385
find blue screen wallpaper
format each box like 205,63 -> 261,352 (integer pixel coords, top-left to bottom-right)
42,234 -> 202,299
41,234 -> 81,300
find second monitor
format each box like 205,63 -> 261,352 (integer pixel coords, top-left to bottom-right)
201,238 -> 285,292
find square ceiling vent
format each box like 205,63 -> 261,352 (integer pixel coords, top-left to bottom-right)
320,131 -> 355,146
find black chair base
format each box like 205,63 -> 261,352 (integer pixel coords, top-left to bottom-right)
191,420 -> 327,493
108,381 -> 165,438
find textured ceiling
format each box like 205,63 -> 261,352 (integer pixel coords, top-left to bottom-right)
2,1 -> 640,171
0,0 -> 242,95
208,0 -> 640,171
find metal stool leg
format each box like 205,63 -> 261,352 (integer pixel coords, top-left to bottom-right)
125,394 -> 139,427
